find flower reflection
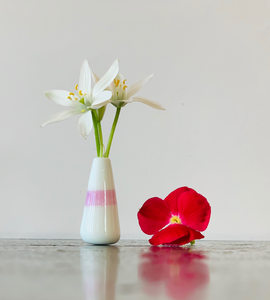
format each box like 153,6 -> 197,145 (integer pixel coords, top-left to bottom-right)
80,246 -> 119,300
138,246 -> 209,300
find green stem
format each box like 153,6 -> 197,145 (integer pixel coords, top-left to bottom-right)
91,111 -> 100,157
105,107 -> 121,158
97,121 -> 104,157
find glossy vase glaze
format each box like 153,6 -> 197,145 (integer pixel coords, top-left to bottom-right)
80,158 -> 120,245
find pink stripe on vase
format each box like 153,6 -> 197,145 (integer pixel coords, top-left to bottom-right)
85,190 -> 117,206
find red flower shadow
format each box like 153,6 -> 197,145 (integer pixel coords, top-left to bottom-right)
138,246 -> 209,300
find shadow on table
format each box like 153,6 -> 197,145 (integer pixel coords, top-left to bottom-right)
138,246 -> 210,300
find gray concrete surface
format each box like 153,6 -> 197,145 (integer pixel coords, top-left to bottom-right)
0,240 -> 269,300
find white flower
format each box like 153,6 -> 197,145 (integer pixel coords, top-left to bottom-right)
92,71 -> 165,110
42,59 -> 119,138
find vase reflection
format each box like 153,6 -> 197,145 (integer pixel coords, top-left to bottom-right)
138,246 -> 209,300
80,246 -> 120,300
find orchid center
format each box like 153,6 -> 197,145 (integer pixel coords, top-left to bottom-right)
170,215 -> 181,224
113,76 -> 128,100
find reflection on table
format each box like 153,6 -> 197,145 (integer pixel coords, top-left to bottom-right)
80,246 -> 120,300
138,246 -> 209,300
80,242 -> 209,300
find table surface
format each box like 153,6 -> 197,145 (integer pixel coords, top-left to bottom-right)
0,239 -> 269,300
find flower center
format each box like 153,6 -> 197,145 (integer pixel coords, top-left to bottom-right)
66,84 -> 87,102
170,215 -> 181,224
113,78 -> 127,100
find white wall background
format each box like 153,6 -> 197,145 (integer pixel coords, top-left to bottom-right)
1,0 -> 270,240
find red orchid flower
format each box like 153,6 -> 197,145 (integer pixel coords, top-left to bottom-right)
137,187 -> 211,246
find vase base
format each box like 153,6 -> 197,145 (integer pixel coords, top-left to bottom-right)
80,235 -> 120,245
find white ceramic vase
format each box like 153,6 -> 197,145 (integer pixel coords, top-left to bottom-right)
80,158 -> 120,245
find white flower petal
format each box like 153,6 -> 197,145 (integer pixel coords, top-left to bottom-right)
114,99 -> 132,104
84,94 -> 92,107
115,73 -> 125,82
111,99 -> 132,107
91,70 -> 100,84
41,109 -> 80,127
78,110 -> 93,138
126,74 -> 153,99
92,70 -> 113,92
92,59 -> 119,97
79,60 -> 91,96
132,96 -> 165,110
74,101 -> 87,110
91,99 -> 111,109
92,90 -> 112,107
111,99 -> 132,108
44,90 -> 77,107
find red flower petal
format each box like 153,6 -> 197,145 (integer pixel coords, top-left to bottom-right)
149,224 -> 189,245
167,227 -> 204,245
164,187 -> 193,215
178,190 -> 211,231
138,197 -> 171,235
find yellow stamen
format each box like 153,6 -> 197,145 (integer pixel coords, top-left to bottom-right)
81,109 -> 85,113
170,215 -> 181,224
67,96 -> 72,100
75,84 -> 78,90
114,79 -> 117,84
116,79 -> 120,87
75,98 -> 78,101
79,90 -> 83,96
69,92 -> 74,96
123,85 -> 128,90
123,79 -> 127,84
